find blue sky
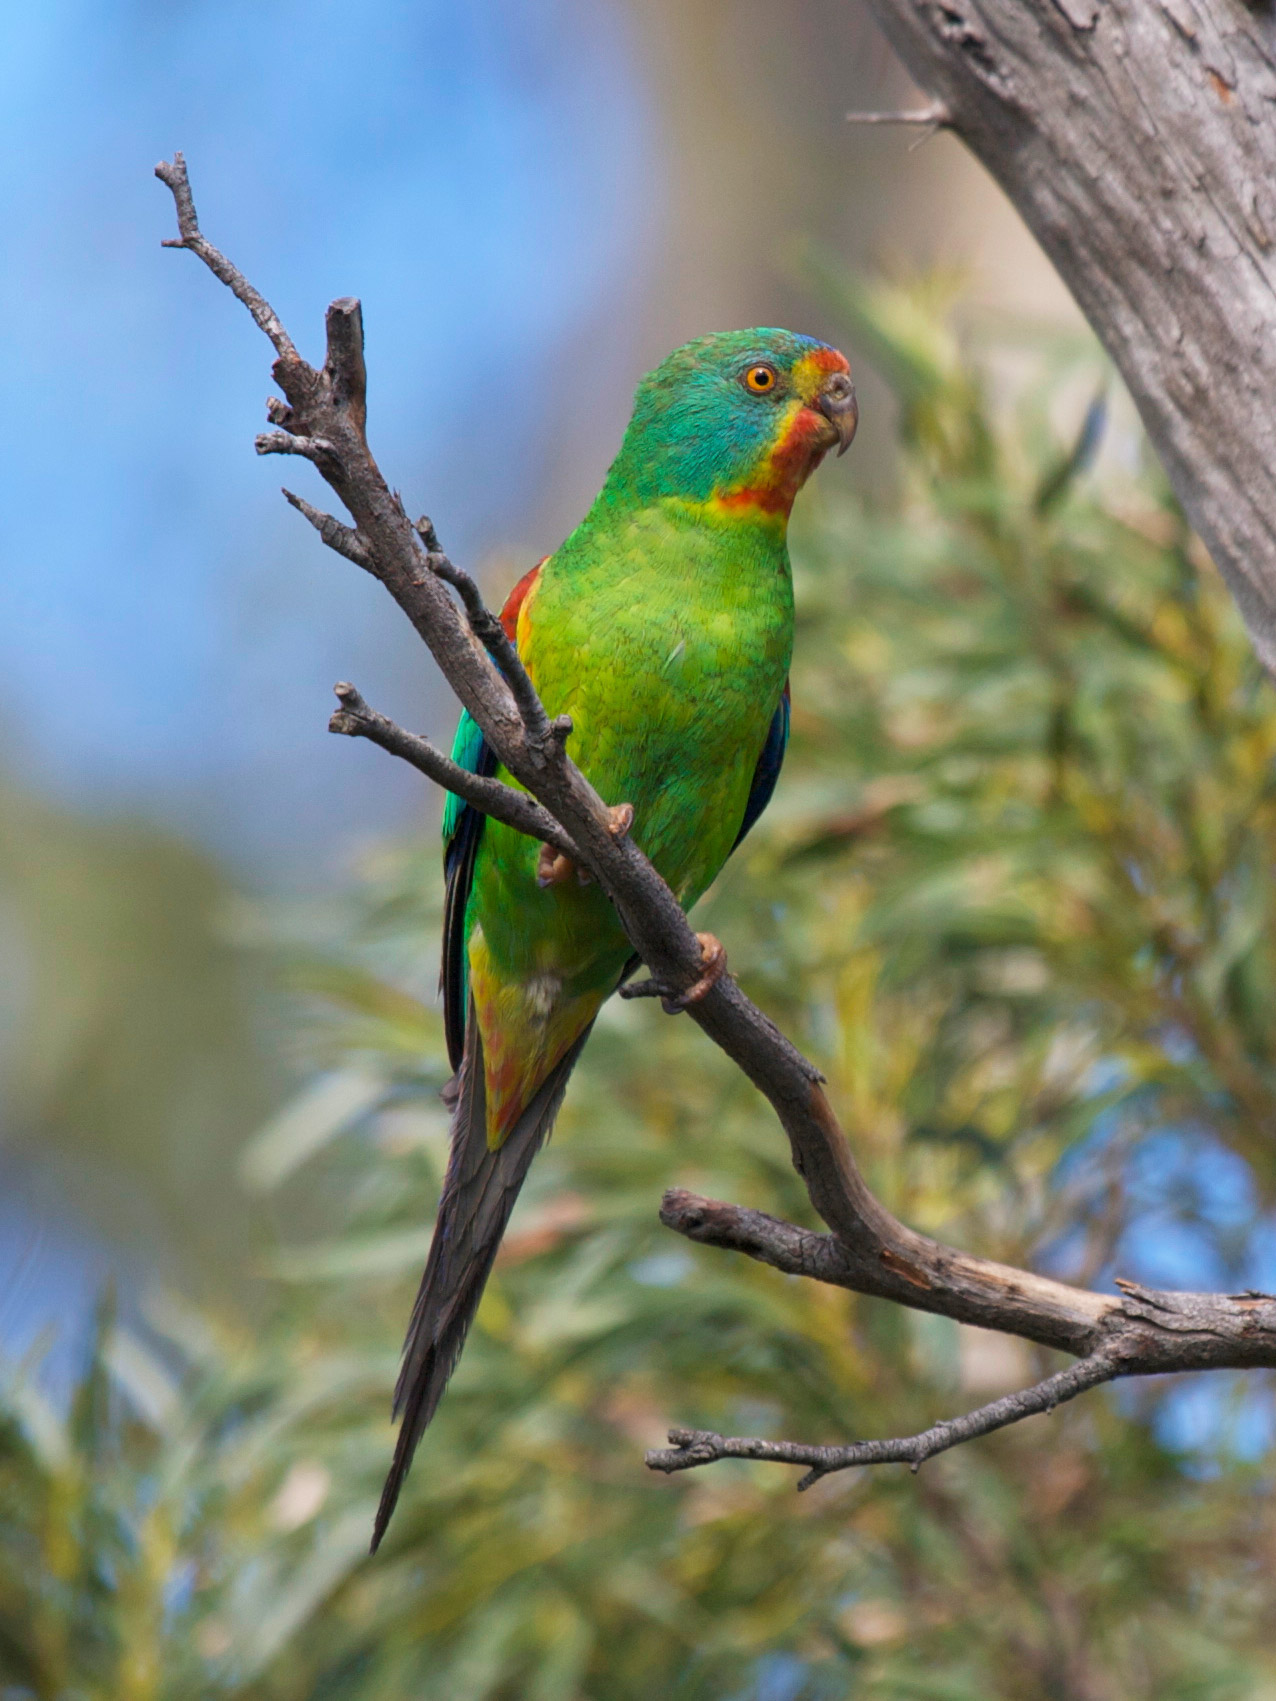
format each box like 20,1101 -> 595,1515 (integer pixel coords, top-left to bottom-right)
0,0 -> 655,879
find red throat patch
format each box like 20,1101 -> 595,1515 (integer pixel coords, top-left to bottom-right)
715,346 -> 851,518
716,406 -> 835,516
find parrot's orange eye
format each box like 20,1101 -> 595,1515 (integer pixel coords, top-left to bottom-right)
743,363 -> 778,394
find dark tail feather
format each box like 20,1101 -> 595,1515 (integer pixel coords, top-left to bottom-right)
370,1019 -> 592,1552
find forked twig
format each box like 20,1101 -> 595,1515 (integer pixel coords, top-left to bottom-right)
329,684 -> 578,860
646,1353 -> 1117,1486
155,152 -> 301,363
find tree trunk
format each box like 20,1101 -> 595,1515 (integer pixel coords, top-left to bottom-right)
864,0 -> 1276,674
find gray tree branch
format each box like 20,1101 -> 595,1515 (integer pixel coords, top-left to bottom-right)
418,533 -> 566,749
862,0 -> 1276,677
327,683 -> 580,861
646,1352 -> 1118,1487
156,149 -> 1276,1489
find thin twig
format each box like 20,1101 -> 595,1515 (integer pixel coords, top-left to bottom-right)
417,526 -> 563,747
328,685 -> 579,859
283,490 -> 372,570
845,103 -> 951,126
645,1353 -> 1118,1486
153,153 -> 300,365
256,431 -> 337,463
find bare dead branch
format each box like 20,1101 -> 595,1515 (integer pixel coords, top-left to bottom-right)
416,529 -> 563,750
283,490 -> 372,571
645,1352 -> 1116,1486
654,1186 -> 1276,1478
157,150 -> 1276,1490
157,157 -> 715,1011
154,153 -> 300,367
255,431 -> 337,463
328,684 -> 579,859
657,1188 -> 1106,1352
324,297 -> 368,435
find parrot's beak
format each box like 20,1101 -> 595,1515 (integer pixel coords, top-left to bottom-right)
815,371 -> 858,456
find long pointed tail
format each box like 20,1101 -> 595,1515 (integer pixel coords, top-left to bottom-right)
370,1019 -> 591,1551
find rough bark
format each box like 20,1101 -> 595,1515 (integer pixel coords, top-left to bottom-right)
862,0 -> 1276,675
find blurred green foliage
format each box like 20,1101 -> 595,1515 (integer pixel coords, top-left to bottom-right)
0,785 -> 277,1276
5,280 -> 1276,1699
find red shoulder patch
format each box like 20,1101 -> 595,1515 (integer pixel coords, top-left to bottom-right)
499,558 -> 546,641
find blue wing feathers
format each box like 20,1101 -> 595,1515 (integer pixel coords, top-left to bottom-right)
442,710 -> 490,845
732,683 -> 790,852
442,710 -> 497,1072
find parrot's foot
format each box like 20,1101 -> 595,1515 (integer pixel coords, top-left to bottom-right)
618,933 -> 728,1013
536,803 -> 633,888
536,843 -> 581,887
675,933 -> 727,1008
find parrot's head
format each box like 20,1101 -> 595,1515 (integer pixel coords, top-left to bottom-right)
606,328 -> 857,519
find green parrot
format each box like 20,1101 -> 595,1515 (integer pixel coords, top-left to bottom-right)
372,328 -> 857,1548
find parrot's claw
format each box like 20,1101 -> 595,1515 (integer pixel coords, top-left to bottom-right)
618,933 -> 728,1012
537,805 -> 631,888
536,843 -> 579,887
671,933 -> 727,1009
